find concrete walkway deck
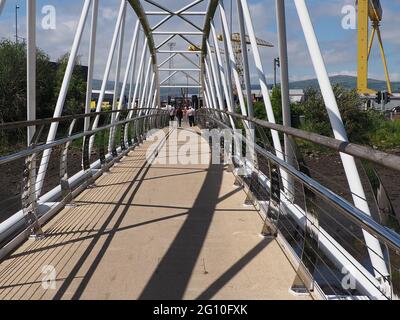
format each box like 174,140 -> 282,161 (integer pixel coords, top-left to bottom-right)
0,127 -> 311,300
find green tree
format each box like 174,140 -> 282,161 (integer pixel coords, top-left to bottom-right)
53,54 -> 87,116
253,87 -> 283,124
0,39 -> 58,123
299,84 -> 387,145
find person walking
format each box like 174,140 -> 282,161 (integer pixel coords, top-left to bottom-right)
188,107 -> 196,127
176,107 -> 184,128
169,105 -> 175,121
183,107 -> 188,125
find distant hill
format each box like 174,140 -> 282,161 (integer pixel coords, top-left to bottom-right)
93,75 -> 400,97
289,75 -> 400,91
249,75 -> 400,92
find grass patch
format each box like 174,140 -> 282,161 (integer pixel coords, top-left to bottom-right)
369,120 -> 400,150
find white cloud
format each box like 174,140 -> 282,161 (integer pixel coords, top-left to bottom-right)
0,0 -> 398,85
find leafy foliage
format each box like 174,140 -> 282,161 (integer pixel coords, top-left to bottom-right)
253,87 -> 283,124
0,40 -> 56,123
297,85 -> 393,146
53,54 -> 87,116
0,40 -> 87,124
251,84 -> 399,150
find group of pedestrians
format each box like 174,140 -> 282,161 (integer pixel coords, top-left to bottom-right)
168,105 -> 196,128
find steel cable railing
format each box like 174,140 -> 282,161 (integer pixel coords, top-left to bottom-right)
198,108 -> 400,300
0,108 -> 169,256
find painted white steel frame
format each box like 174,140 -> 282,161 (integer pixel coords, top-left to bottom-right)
9,0 -> 394,300
108,5 -> 127,152
27,0 -> 36,145
201,0 -> 390,298
36,0 -> 92,196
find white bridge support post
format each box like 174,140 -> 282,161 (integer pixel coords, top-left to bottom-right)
219,1 -> 247,118
294,0 -> 389,283
204,60 -> 218,110
211,22 -> 236,130
36,0 -> 92,197
84,0 -> 99,133
207,42 -> 225,112
27,0 -> 36,145
146,72 -> 156,111
111,20 -> 140,144
139,57 -> 153,115
89,0 -> 127,154
108,5 -> 127,153
204,70 -> 216,112
236,0 -> 258,167
126,37 -> 148,120
239,0 -> 289,192
276,0 -> 295,200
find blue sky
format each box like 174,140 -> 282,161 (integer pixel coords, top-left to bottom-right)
1,0 -> 399,84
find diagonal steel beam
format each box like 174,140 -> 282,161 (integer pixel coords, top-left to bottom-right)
181,71 -> 200,84
178,53 -> 200,68
178,34 -> 199,49
158,53 -> 178,68
160,71 -> 178,85
156,34 -> 176,50
146,11 -> 207,16
145,0 -> 205,31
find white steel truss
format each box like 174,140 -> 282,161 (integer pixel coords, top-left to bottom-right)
4,0 -> 393,300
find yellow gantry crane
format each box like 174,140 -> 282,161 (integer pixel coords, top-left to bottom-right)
218,33 -> 273,89
189,33 -> 273,89
357,0 -> 392,95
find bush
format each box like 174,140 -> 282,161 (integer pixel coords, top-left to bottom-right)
53,54 -> 87,116
250,84 -> 399,150
253,87 -> 283,124
0,40 -> 56,123
298,85 -> 393,146
0,40 -> 87,123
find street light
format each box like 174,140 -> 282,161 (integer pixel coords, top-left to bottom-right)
15,4 -> 20,44
274,57 -> 280,88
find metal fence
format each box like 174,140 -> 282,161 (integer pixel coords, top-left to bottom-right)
0,108 -> 169,259
197,108 -> 400,300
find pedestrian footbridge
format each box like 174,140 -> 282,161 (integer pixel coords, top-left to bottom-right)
0,127 -> 311,300
0,0 -> 400,301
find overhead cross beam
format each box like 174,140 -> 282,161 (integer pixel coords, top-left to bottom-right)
144,0 -> 205,32
155,33 -> 202,50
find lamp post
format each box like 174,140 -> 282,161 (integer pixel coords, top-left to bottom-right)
274,57 -> 280,87
15,4 -> 20,44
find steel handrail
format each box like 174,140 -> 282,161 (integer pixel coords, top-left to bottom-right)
200,110 -> 400,253
0,108 -> 157,130
0,112 -> 168,165
202,109 -> 400,172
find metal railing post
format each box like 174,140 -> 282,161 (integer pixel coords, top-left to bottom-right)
60,120 -> 77,204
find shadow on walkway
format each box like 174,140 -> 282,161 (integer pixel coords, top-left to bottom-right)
139,162 -> 224,300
